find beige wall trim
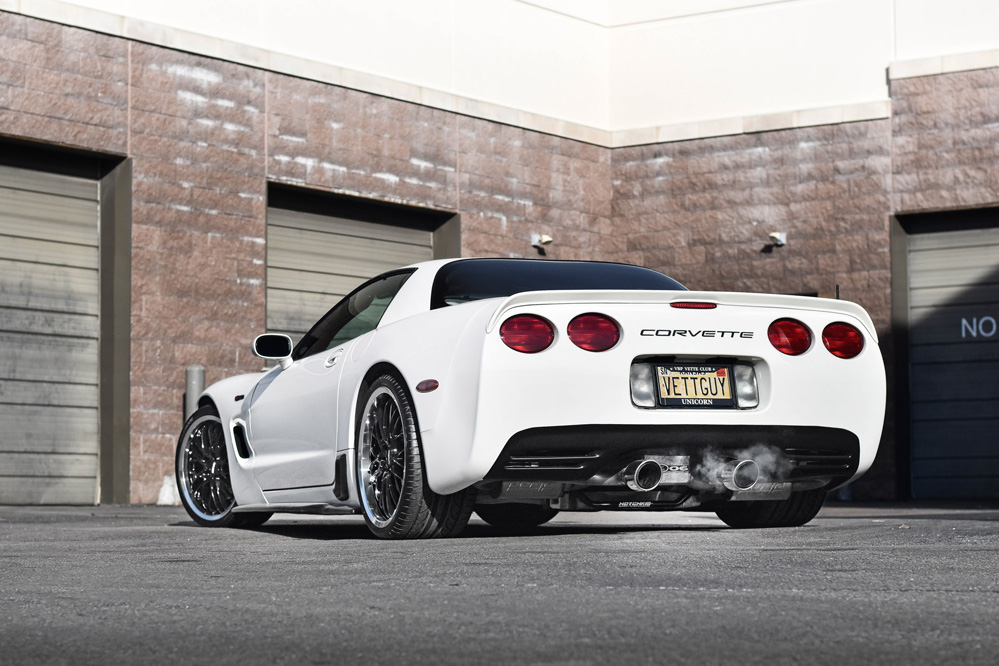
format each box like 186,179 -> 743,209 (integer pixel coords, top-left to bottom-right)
610,100 -> 892,147
890,49 -> 999,81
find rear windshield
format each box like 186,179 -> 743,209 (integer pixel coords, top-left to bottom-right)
430,259 -> 686,308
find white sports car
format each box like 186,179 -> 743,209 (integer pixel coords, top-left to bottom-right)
176,258 -> 886,538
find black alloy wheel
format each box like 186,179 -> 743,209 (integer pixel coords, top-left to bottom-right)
356,374 -> 473,539
176,405 -> 270,528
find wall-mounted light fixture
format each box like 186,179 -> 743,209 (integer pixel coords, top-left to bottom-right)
768,232 -> 787,247
531,233 -> 553,256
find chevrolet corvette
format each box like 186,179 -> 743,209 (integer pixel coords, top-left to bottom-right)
176,258 -> 886,538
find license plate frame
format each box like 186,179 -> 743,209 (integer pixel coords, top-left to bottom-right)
655,364 -> 734,408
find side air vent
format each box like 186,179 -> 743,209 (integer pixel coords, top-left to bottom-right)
232,423 -> 252,459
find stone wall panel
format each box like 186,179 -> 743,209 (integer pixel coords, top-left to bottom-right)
125,43 -> 267,502
892,68 -> 999,212
0,11 -> 127,153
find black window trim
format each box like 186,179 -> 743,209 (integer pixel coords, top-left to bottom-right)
291,268 -> 417,361
429,257 -> 687,309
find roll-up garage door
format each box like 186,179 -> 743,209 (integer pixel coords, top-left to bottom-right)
908,224 -> 999,499
266,208 -> 434,341
0,165 -> 100,504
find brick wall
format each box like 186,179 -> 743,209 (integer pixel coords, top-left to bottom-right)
266,74 -> 459,210
0,12 -> 127,154
5,9 -> 999,502
892,68 -> 999,212
264,78 -> 618,261
457,117 -> 617,260
613,122 -> 892,320
127,45 -> 268,501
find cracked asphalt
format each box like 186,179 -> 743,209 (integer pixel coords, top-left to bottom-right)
1,502 -> 997,665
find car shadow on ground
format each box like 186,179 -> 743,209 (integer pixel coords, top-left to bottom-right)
168,519 -> 726,540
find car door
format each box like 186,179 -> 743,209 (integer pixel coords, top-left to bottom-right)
242,345 -> 347,491
244,270 -> 415,491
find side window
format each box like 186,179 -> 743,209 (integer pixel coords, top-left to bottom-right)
293,271 -> 414,359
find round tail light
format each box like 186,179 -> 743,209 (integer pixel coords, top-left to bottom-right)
822,322 -> 865,359
768,319 -> 812,356
567,313 -> 620,352
500,315 -> 555,353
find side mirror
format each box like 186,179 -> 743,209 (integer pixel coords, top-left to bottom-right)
253,334 -> 293,369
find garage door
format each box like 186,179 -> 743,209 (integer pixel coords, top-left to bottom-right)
908,223 -> 999,499
0,165 -> 100,504
266,208 -> 434,341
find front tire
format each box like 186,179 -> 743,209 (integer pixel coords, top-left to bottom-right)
714,488 -> 826,528
356,374 -> 473,539
176,405 -> 271,528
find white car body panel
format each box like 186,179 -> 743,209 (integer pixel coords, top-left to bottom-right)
244,347 -> 346,491
195,259 -> 886,515
419,290 -> 884,493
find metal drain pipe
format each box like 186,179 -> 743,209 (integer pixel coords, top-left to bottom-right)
184,364 -> 205,421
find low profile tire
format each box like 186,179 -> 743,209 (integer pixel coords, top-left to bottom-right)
714,488 -> 827,529
475,503 -> 559,530
176,405 -> 272,529
357,374 -> 474,539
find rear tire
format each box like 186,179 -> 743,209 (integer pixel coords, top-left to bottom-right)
356,374 -> 474,539
714,489 -> 826,528
475,503 -> 559,530
176,405 -> 272,528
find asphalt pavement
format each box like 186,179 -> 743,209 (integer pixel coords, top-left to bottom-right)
1,502 -> 997,666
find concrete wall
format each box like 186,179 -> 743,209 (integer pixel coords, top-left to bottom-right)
609,0 -> 893,130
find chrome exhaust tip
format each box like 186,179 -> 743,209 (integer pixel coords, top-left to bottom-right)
624,460 -> 663,492
719,460 -> 760,491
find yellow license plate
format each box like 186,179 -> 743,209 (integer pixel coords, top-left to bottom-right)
656,365 -> 733,408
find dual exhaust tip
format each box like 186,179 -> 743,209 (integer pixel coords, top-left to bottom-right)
718,460 -> 760,492
623,459 -> 761,492
624,460 -> 664,492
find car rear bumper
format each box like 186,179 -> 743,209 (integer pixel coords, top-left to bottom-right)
484,423 -> 860,487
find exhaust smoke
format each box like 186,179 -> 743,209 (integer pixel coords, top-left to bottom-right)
694,444 -> 790,491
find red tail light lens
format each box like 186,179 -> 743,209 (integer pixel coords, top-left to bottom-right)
768,319 -> 812,356
500,315 -> 555,353
822,322 -> 865,359
567,313 -> 620,352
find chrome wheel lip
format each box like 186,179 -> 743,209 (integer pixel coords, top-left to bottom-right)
177,413 -> 236,522
358,386 -> 406,529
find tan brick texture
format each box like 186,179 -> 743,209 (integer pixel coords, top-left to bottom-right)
891,68 -> 999,212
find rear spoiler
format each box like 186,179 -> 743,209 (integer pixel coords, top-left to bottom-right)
485,290 -> 879,341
